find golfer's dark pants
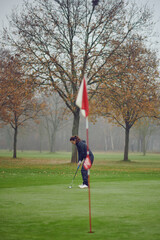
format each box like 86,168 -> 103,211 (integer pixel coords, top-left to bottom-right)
81,154 -> 94,186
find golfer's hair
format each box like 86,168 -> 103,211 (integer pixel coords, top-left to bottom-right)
70,136 -> 81,143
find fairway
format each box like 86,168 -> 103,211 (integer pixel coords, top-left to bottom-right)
0,152 -> 160,240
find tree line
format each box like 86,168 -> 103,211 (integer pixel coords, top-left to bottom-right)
1,113 -> 160,155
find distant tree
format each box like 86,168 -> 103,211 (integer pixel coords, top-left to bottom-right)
42,93 -> 69,152
134,118 -> 159,155
0,52 -> 45,158
91,37 -> 160,161
2,0 -> 154,162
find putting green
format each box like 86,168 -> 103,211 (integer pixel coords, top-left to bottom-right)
0,152 -> 160,240
0,175 -> 160,240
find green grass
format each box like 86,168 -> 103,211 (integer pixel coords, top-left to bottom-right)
0,151 -> 160,240
0,150 -> 160,161
0,150 -> 71,159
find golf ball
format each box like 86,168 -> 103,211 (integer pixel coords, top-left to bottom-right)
69,186 -> 72,188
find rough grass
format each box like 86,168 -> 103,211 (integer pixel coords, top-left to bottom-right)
0,151 -> 160,240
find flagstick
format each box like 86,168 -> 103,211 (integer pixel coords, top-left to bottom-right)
86,117 -> 93,233
88,169 -> 92,233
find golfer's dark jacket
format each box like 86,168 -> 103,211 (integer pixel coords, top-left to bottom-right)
76,140 -> 94,163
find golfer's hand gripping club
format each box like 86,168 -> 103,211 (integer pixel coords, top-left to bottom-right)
77,160 -> 82,169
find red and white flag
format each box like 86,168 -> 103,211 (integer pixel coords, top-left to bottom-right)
76,76 -> 91,170
76,77 -> 89,118
83,155 -> 92,170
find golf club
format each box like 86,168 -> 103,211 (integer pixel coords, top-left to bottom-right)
68,164 -> 80,188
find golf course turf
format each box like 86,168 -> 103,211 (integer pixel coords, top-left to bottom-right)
0,151 -> 160,240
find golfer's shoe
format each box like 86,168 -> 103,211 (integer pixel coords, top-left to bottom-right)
79,184 -> 88,189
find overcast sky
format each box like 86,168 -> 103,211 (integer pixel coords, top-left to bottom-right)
0,0 -> 160,55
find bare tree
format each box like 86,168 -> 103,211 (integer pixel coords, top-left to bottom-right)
2,0 -> 154,162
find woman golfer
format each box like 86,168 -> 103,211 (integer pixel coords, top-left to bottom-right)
70,136 -> 94,189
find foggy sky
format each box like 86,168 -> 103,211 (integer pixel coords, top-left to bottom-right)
0,0 -> 160,54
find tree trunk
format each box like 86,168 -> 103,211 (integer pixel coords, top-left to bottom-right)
50,132 -> 56,153
6,127 -> 13,151
142,135 -> 146,156
124,123 -> 130,161
110,127 -> 114,151
13,126 -> 18,158
71,109 -> 80,163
